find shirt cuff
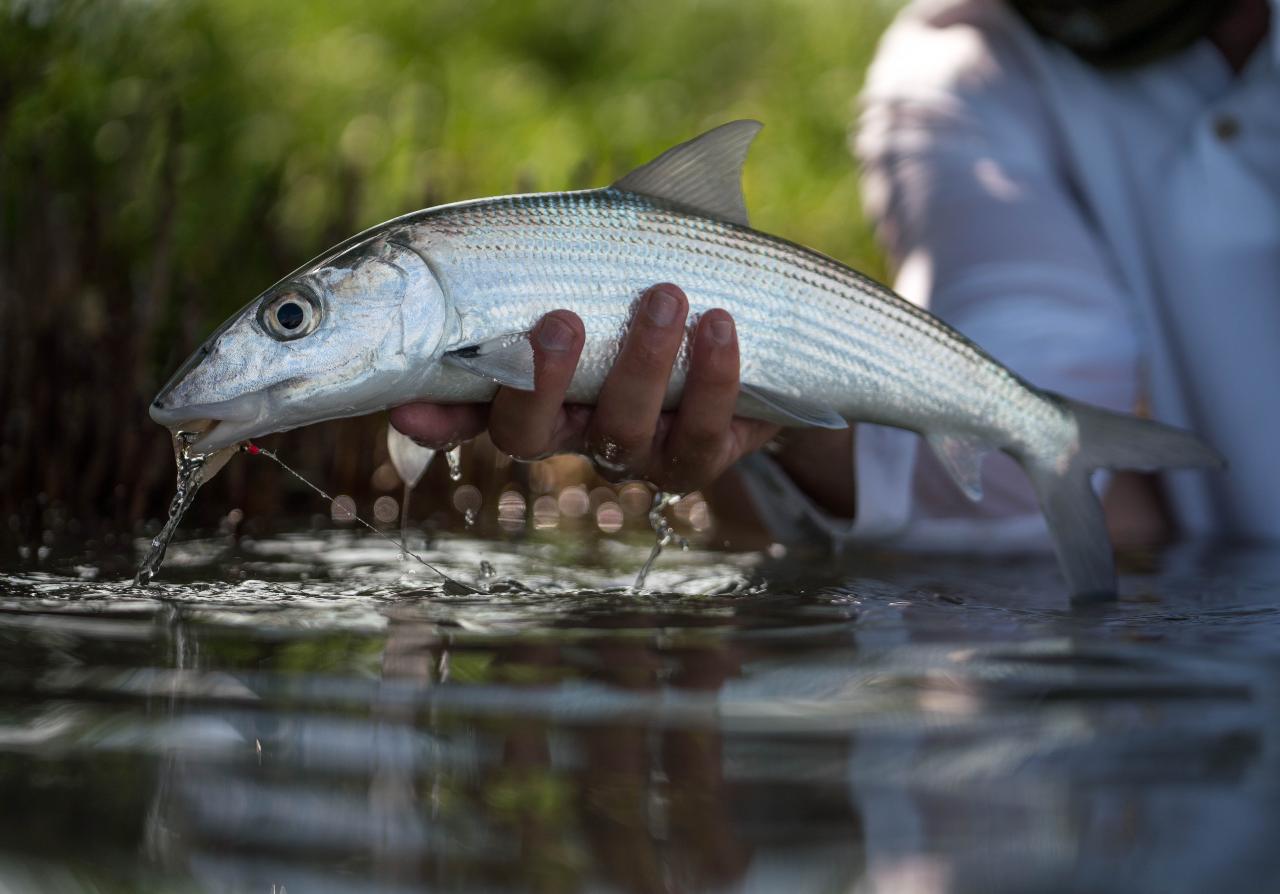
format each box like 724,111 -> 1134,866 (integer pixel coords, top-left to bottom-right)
735,423 -> 1100,555
733,424 -> 919,549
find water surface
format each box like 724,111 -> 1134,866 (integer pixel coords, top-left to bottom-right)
2,533 -> 1279,893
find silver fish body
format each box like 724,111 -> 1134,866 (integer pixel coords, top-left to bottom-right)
409,189 -> 1068,453
151,121 -> 1220,598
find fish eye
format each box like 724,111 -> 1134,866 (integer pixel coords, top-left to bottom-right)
259,289 -> 321,341
276,301 -> 304,330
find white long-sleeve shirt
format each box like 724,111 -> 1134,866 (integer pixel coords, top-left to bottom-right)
740,0 -> 1279,551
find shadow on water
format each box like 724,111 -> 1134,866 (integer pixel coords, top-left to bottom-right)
2,534 -> 1280,893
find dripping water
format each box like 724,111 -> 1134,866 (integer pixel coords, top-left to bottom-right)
134,432 -> 210,587
445,446 -> 463,482
384,425 -> 433,560
633,490 -> 688,591
246,444 -> 478,594
399,483 -> 413,560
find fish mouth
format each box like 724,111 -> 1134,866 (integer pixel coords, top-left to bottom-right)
149,393 -> 268,452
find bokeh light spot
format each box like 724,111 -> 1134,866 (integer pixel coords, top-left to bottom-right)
373,495 -> 399,524
497,490 -> 526,532
453,485 -> 483,516
93,121 -> 130,162
532,495 -> 559,529
557,485 -> 589,518
330,495 -> 357,524
618,482 -> 652,517
595,502 -> 624,534
371,461 -> 400,492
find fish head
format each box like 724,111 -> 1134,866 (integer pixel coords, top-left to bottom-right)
150,231 -> 451,452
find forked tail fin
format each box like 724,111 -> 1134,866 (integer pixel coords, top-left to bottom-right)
1025,397 -> 1223,602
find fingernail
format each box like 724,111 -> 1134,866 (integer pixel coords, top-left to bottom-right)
708,317 -> 734,346
643,286 -> 681,326
538,315 -> 575,352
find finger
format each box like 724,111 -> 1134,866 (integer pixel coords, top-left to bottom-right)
588,284 -> 689,475
550,404 -> 595,454
728,417 -> 785,458
389,402 -> 488,448
488,311 -> 585,459
660,310 -> 739,490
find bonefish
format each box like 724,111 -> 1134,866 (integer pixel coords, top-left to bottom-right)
150,121 -> 1221,599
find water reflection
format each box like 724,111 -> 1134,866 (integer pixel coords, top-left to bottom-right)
1,536 -> 1280,891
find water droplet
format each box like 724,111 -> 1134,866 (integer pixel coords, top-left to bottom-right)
464,508 -> 477,527
446,445 -> 463,482
479,560 -> 496,579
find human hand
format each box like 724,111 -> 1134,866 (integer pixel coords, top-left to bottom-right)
388,284 -> 781,493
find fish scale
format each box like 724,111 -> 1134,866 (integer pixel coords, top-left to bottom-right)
423,188 -> 1051,448
150,120 -> 1221,600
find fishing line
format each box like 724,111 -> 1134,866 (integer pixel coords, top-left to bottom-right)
241,442 -> 477,593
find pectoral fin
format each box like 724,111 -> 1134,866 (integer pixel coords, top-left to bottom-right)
387,425 -> 434,488
926,433 -> 988,502
443,332 -> 536,390
736,383 -> 847,430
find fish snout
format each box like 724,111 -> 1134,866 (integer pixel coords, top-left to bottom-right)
149,395 -> 183,425
148,391 -> 269,453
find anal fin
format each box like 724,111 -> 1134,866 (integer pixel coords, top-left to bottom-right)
443,332 -> 536,390
736,383 -> 847,430
926,433 -> 989,502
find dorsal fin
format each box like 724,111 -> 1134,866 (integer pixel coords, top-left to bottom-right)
612,120 -> 762,227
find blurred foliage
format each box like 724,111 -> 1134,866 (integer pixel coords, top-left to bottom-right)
0,0 -> 899,545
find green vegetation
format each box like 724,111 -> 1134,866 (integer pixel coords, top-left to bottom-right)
0,0 -> 899,541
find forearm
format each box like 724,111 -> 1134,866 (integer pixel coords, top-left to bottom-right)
771,427 -> 857,519
700,426 -> 857,551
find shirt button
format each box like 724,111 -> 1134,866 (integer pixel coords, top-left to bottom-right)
1213,114 -> 1241,141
